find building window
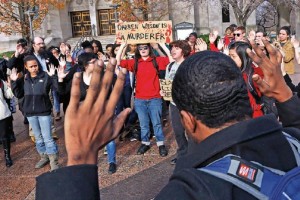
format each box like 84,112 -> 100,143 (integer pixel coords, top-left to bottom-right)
222,4 -> 230,23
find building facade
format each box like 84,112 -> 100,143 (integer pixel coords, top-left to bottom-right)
0,0 -> 298,52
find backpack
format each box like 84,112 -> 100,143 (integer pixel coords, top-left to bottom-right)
198,132 -> 300,200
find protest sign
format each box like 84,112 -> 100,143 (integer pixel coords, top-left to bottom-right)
115,21 -> 173,44
160,79 -> 172,101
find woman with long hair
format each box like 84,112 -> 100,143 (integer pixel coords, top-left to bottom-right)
229,41 -> 264,118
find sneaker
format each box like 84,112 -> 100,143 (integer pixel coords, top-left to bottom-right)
104,147 -> 108,155
137,144 -> 150,155
108,163 -> 117,174
130,131 -> 140,142
159,145 -> 168,157
170,158 -> 177,165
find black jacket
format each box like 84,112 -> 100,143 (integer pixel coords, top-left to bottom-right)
35,95 -> 300,200
11,71 -> 57,117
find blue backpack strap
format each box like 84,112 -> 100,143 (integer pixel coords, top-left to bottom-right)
282,131 -> 300,166
198,154 -> 284,200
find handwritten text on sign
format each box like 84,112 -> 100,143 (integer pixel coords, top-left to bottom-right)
115,21 -> 173,44
160,79 -> 172,101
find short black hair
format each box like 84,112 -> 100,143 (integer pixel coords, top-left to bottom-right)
77,52 -> 97,71
172,51 -> 252,128
17,38 -> 27,47
23,55 -> 38,64
81,40 -> 93,50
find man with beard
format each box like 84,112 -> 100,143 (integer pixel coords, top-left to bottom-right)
29,37 -> 59,71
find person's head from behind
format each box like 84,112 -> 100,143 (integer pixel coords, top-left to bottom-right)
135,43 -> 154,59
278,26 -> 291,43
24,55 -> 39,77
81,41 -> 93,53
32,37 -> 45,54
169,40 -> 191,61
234,26 -> 246,41
77,52 -> 98,73
228,41 -> 252,72
172,51 -> 252,142
91,40 -> 104,54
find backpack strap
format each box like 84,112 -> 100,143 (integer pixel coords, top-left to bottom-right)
168,61 -> 175,72
198,154 -> 285,200
282,131 -> 300,166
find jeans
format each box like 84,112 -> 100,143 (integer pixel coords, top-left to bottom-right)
106,140 -> 116,164
115,85 -> 132,115
27,115 -> 58,155
52,90 -> 60,113
170,103 -> 188,158
134,98 -> 164,146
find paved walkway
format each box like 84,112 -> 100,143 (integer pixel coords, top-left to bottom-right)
0,107 -> 177,200
1,66 -> 300,200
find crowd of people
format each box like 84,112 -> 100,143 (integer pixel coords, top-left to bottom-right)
1,24 -> 300,199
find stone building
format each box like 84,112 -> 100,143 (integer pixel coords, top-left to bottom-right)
0,0 -> 298,52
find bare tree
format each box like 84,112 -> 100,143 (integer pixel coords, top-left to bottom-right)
256,1 -> 278,32
174,0 -> 300,26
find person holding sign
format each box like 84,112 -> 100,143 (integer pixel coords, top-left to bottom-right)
163,40 -> 191,165
117,42 -> 173,157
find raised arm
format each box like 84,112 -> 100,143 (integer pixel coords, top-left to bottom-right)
36,58 -> 131,199
247,39 -> 300,128
159,43 -> 174,62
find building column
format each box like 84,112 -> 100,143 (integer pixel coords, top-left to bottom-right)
89,0 -> 99,36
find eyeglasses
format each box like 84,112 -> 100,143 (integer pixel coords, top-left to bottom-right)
138,46 -> 149,51
233,33 -> 241,37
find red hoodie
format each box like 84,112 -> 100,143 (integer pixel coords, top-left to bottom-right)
120,57 -> 169,99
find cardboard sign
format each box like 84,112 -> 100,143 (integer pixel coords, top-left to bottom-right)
160,79 -> 172,101
115,21 -> 173,44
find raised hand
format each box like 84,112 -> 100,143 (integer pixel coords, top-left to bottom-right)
209,32 -> 217,44
247,39 -> 292,102
59,57 -> 66,68
15,44 -> 25,57
217,39 -> 224,50
195,38 -> 207,52
47,64 -> 56,76
57,65 -> 68,81
247,30 -> 256,41
65,57 -> 131,166
150,43 -> 159,50
10,68 -> 19,81
223,45 -> 229,56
